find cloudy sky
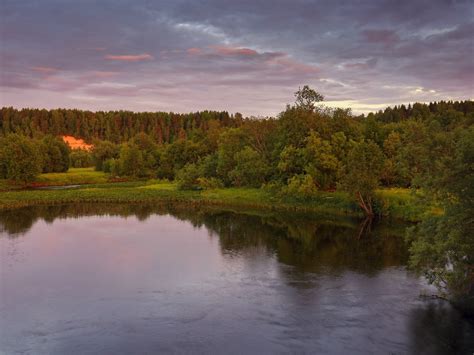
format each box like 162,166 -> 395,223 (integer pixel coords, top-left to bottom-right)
1,0 -> 473,116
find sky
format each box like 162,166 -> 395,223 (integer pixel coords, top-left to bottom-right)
0,0 -> 473,116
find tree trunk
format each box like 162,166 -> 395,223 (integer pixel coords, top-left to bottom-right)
357,217 -> 373,239
357,192 -> 374,217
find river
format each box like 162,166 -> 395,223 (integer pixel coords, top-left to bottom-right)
0,204 -> 472,354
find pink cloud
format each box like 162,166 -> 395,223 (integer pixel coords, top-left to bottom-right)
183,45 -> 318,75
266,56 -> 320,74
89,71 -> 119,78
210,46 -> 259,57
187,47 -> 202,55
32,66 -> 59,74
105,53 -> 154,62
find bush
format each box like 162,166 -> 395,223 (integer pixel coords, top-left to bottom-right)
103,159 -> 114,173
281,174 -> 319,199
91,140 -> 119,171
176,163 -> 201,190
339,140 -> 385,216
118,143 -> 147,178
0,134 -> 42,183
40,135 -> 70,173
198,153 -> 218,178
262,181 -> 284,193
70,149 -> 93,168
228,147 -> 269,187
197,177 -> 223,189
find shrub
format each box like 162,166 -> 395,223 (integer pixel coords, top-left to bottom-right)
91,140 -> 119,171
70,149 -> 93,168
281,174 -> 318,199
197,177 -> 223,189
0,134 -> 42,183
228,147 -> 269,187
40,135 -> 70,173
176,163 -> 201,190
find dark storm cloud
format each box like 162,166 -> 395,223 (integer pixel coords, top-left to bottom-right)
0,0 -> 472,115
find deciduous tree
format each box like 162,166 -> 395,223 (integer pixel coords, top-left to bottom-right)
340,140 -> 385,216
0,134 -> 42,183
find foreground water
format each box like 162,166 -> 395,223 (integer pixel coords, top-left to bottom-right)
0,204 -> 473,354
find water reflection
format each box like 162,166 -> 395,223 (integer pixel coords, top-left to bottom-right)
0,204 -> 472,354
0,204 -> 409,274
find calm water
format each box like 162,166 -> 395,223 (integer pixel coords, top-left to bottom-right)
0,204 -> 473,354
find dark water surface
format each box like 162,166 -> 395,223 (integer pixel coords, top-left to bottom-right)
1,204 -> 473,354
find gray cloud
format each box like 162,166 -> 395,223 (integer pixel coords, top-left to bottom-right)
1,0 -> 472,115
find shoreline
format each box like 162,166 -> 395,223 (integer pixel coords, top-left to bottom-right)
0,180 -> 429,221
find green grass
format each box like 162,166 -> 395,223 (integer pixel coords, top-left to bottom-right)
0,168 -> 111,191
376,187 -> 440,220
139,182 -> 177,191
0,169 -> 431,220
35,167 -> 109,186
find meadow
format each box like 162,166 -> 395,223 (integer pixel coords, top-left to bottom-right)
0,168 -> 429,221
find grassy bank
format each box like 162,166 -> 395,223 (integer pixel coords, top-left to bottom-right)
35,167 -> 109,186
0,168 -> 110,190
0,168 -> 432,220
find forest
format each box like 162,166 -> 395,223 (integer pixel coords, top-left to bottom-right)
1,87 -> 473,309
1,87 -> 472,215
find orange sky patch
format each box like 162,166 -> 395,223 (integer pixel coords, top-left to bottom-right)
62,135 -> 93,151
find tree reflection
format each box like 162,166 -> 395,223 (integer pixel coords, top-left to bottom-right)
0,203 -> 409,274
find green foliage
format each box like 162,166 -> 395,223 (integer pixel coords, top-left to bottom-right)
198,153 -> 219,178
196,177 -> 223,189
40,135 -> 70,173
176,163 -> 203,190
277,107 -> 320,148
118,143 -> 146,178
229,147 -> 269,187
103,158 -> 121,176
408,127 -> 474,312
375,188 -> 426,221
91,140 -> 119,171
0,93 -> 472,212
129,133 -> 159,177
381,131 -> 403,185
294,85 -> 324,111
70,149 -> 93,168
340,140 -> 385,215
131,132 -> 157,152
157,138 -> 205,179
216,128 -> 248,185
0,107 -> 240,144
0,134 -> 42,183
304,131 -> 342,190
278,145 -> 306,181
281,174 -> 319,199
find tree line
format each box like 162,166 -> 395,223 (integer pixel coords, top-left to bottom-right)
0,107 -> 241,143
1,87 -> 472,216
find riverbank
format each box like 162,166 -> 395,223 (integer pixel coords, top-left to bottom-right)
0,169 -> 432,220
